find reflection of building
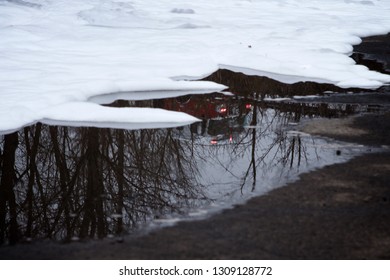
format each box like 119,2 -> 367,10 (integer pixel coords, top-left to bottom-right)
161,94 -> 253,144
178,94 -> 225,119
109,89 -> 375,146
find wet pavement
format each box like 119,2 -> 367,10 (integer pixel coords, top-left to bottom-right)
0,33 -> 389,259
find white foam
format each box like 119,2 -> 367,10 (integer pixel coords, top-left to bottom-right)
39,102 -> 200,130
1,0 -> 390,132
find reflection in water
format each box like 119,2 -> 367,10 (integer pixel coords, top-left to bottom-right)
0,90 -> 374,245
202,69 -> 364,98
351,33 -> 390,76
0,124 -> 203,244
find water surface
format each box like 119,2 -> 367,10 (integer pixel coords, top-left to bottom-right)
2,79 -> 384,245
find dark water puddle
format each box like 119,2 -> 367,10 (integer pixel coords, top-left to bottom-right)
1,34 -> 390,247
1,90 -> 385,246
352,33 -> 390,76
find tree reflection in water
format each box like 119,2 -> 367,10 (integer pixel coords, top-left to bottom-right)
0,71 -> 375,245
0,124 -> 204,244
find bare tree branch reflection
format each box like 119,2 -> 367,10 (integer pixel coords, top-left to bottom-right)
0,124 -> 204,244
187,96 -> 336,197
0,132 -> 19,244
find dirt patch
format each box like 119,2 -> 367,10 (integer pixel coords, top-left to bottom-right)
301,117 -> 368,138
301,112 -> 390,147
